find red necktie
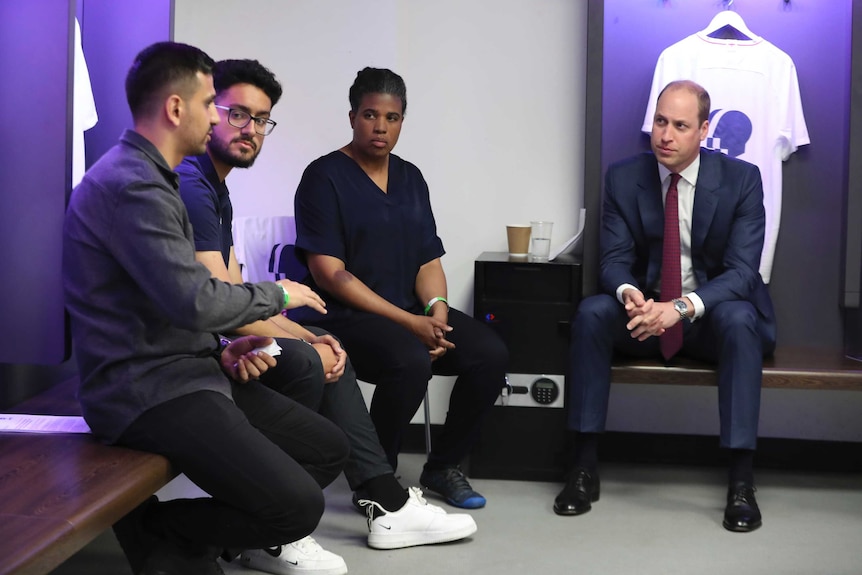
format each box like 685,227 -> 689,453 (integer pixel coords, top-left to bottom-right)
660,173 -> 683,360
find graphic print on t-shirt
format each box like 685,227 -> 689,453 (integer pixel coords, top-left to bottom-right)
705,109 -> 753,158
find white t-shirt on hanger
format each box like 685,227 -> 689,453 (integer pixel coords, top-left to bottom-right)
73,18 -> 98,188
642,27 -> 809,283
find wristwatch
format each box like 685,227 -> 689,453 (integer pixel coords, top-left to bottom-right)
672,298 -> 689,321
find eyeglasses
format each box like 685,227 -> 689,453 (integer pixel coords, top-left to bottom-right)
214,105 -> 277,136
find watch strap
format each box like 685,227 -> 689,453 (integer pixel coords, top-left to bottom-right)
672,298 -> 688,321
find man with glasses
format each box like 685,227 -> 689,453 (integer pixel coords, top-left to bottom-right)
177,59 -> 477,575
216,105 -> 278,136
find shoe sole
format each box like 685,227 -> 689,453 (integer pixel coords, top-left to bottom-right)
722,519 -> 762,533
419,484 -> 487,509
367,522 -> 478,550
240,557 -> 348,575
442,496 -> 486,509
553,503 -> 592,516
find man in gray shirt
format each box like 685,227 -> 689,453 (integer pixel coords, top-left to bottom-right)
63,41 -> 349,575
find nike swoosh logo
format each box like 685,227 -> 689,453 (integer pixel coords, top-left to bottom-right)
380,524 -> 392,530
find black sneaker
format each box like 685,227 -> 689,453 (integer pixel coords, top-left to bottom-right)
419,465 -> 486,509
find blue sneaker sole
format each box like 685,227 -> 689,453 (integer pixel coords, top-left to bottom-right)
445,495 -> 486,509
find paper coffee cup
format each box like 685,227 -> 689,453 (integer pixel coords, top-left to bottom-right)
506,224 -> 531,256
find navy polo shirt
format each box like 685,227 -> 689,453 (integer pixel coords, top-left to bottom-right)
294,151 -> 445,322
177,153 -> 233,266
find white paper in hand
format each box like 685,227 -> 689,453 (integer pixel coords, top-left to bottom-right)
252,340 -> 282,357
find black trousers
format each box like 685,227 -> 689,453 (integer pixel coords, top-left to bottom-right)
263,331 -> 394,491
309,308 -> 509,470
259,336 -> 328,410
118,384 -> 349,552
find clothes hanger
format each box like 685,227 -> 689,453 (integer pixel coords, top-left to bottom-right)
702,2 -> 756,41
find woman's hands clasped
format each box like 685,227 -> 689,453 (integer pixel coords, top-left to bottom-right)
409,314 -> 455,361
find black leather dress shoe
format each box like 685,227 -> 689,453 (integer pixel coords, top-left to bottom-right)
723,481 -> 762,532
553,468 -> 600,516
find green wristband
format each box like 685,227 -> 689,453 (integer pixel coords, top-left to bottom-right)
424,296 -> 448,315
279,284 -> 290,307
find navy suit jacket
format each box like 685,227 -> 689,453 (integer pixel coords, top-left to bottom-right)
599,149 -> 775,326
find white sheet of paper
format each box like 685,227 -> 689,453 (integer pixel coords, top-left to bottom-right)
550,208 -> 587,260
0,413 -> 92,434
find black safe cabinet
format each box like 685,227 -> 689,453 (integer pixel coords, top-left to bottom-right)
470,252 -> 582,480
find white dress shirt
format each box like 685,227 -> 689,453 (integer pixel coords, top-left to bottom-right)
616,155 -> 706,320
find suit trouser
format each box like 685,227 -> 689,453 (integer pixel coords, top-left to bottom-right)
567,294 -> 775,450
261,330 -> 394,491
117,385 -> 350,552
308,308 -> 509,471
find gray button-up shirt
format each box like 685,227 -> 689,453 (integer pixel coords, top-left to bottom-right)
63,130 -> 283,443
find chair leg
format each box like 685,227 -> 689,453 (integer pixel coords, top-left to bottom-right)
423,389 -> 432,455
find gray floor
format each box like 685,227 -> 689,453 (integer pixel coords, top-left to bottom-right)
53,453 -> 862,575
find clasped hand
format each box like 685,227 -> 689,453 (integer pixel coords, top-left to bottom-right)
410,314 -> 455,361
307,333 -> 347,382
272,280 -> 345,382
623,289 -> 681,341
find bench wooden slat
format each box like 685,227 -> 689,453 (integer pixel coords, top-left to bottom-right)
611,346 -> 862,390
0,378 -> 175,575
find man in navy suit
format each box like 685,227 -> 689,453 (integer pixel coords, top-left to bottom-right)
554,80 -> 776,532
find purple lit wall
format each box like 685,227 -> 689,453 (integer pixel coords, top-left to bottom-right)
0,0 -> 74,364
81,0 -> 173,165
597,0 -> 851,349
0,0 -> 170,371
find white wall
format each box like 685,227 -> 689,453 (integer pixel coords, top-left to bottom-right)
175,0 -> 586,308
175,0 -> 587,423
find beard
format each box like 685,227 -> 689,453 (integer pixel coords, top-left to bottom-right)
208,135 -> 259,169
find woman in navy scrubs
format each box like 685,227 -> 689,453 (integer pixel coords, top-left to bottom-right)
293,67 -> 508,509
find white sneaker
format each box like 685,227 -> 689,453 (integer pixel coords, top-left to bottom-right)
238,536 -> 347,575
359,486 -> 478,550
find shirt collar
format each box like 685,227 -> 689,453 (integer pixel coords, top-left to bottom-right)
194,152 -> 223,187
120,129 -> 179,188
657,150 -> 702,189
180,153 -> 230,198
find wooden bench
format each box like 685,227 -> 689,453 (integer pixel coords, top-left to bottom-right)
611,345 -> 862,391
471,345 -> 862,481
0,378 -> 175,575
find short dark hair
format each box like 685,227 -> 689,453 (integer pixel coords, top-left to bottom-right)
213,59 -> 283,107
657,80 -> 711,126
348,67 -> 407,115
125,41 -> 215,121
